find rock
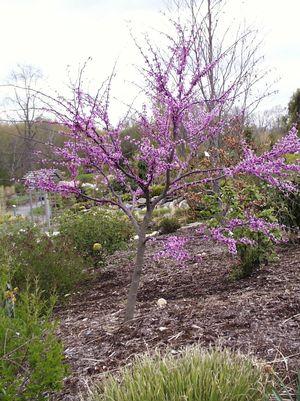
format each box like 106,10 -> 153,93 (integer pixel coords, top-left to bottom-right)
178,199 -> 189,209
156,298 -> 167,308
137,197 -> 146,205
179,221 -> 203,230
146,231 -> 159,238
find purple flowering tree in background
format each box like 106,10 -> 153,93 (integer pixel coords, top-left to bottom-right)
26,19 -> 300,322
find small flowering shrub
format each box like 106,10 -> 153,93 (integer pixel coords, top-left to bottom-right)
58,207 -> 134,267
87,347 -> 271,401
195,180 -> 282,278
0,284 -> 67,401
0,217 -> 85,299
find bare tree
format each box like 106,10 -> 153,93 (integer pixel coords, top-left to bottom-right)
6,64 -> 43,174
166,0 -> 275,121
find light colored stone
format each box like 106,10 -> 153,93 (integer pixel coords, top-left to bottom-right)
137,197 -> 146,205
178,199 -> 189,209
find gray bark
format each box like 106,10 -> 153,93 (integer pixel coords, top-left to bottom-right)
124,232 -> 146,322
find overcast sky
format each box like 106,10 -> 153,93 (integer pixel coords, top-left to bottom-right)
0,0 -> 299,119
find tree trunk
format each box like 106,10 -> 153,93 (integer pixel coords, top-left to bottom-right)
124,233 -> 146,322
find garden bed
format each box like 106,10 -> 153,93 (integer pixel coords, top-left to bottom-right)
53,227 -> 300,400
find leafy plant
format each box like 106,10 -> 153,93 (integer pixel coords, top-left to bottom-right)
87,347 -> 271,401
158,216 -> 181,234
150,184 -> 165,197
0,217 -> 85,299
0,283 -> 67,401
269,179 -> 300,230
199,180 -> 282,278
58,207 -> 134,267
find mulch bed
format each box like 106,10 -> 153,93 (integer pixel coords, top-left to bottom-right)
53,228 -> 300,400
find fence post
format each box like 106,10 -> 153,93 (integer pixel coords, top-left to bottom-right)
44,192 -> 51,230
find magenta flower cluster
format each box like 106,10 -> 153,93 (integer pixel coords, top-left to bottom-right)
197,216 -> 282,255
25,19 -> 300,262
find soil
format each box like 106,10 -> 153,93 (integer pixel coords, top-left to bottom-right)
53,227 -> 300,400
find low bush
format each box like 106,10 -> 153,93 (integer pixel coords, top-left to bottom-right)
6,194 -> 30,207
150,184 -> 165,197
87,347 -> 271,401
0,217 -> 85,299
158,216 -> 181,234
0,283 -> 67,401
193,180 -> 281,278
269,179 -> 300,230
58,207 -> 134,267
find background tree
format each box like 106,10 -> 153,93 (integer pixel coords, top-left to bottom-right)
5,64 -> 43,175
285,88 -> 300,131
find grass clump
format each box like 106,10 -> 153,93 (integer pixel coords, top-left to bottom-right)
87,347 -> 271,401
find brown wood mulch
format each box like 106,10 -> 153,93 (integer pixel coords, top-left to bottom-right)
53,228 -> 300,400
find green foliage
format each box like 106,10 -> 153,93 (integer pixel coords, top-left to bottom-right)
158,216 -> 181,234
32,205 -> 45,216
150,184 -> 165,197
58,207 -> 134,267
232,233 -> 276,279
121,193 -> 132,202
286,88 -> 300,130
0,284 -> 67,401
269,180 -> 300,229
223,182 -> 280,278
0,217 -> 85,299
77,172 -> 95,183
87,347 -> 271,401
152,207 -> 170,218
6,194 -> 30,207
120,125 -> 140,159
195,180 -> 281,278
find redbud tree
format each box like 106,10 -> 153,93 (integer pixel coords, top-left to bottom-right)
26,21 -> 300,322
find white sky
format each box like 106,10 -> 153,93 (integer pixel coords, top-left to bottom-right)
0,0 -> 299,120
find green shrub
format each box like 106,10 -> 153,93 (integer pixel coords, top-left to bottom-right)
58,207 -> 134,267
0,217 -> 85,299
158,216 -> 181,234
6,194 -> 30,207
152,207 -> 170,218
0,284 -> 67,401
232,232 -> 276,279
87,347 -> 271,401
200,180 -> 281,278
150,184 -> 165,197
32,205 -> 45,216
269,180 -> 300,230
121,193 -> 132,202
